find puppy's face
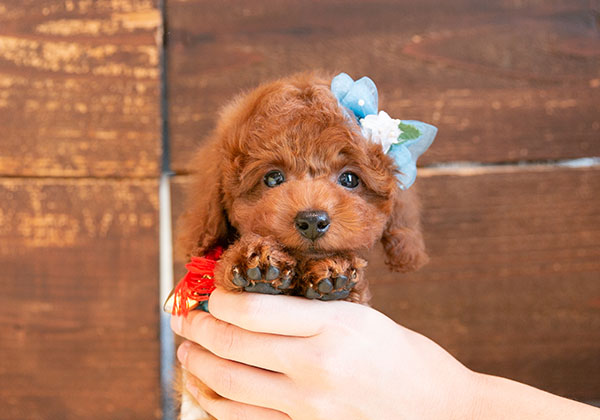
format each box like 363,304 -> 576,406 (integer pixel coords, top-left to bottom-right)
218,76 -> 398,256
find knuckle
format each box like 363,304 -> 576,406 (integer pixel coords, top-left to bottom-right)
223,405 -> 249,420
301,394 -> 332,420
187,312 -> 209,338
304,347 -> 339,385
239,293 -> 265,323
212,366 -> 236,397
317,353 -> 340,380
211,320 -> 238,356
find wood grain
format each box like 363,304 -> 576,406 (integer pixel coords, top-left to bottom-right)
0,0 -> 161,177
166,0 -> 600,173
0,178 -> 161,420
370,165 -> 600,401
170,165 -> 600,400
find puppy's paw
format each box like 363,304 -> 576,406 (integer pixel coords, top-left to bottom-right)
221,236 -> 296,295
300,257 -> 366,301
304,271 -> 356,301
233,264 -> 294,295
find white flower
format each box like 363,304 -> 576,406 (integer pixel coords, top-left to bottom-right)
359,111 -> 403,153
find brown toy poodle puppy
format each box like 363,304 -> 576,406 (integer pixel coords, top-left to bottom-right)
173,72 -> 429,419
177,72 -> 427,307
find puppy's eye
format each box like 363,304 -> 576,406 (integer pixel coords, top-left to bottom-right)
338,171 -> 360,189
264,170 -> 285,187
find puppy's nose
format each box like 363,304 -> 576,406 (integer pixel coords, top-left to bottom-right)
295,210 -> 330,240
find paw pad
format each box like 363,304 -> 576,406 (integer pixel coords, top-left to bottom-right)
232,265 -> 294,295
305,270 -> 357,301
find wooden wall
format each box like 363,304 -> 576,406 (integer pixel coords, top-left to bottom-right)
1,0 -> 598,418
167,0 -> 600,404
0,1 -> 162,419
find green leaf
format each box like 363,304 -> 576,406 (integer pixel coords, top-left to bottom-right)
398,122 -> 421,141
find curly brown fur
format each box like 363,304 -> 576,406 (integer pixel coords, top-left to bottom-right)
175,72 -> 428,418
178,72 -> 427,289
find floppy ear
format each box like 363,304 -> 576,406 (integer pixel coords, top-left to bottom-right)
381,186 -> 429,272
176,140 -> 232,259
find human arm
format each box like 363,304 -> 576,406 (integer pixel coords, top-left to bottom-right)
171,289 -> 600,420
469,373 -> 600,419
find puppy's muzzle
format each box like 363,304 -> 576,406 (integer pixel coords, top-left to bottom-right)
295,210 -> 330,241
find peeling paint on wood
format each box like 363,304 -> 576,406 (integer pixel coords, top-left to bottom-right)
0,1 -> 162,417
35,10 -> 161,36
0,0 -> 161,177
0,179 -> 158,249
0,178 -> 161,419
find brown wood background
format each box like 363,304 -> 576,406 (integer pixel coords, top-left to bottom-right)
0,1 -> 162,419
167,0 -> 600,406
1,0 -> 599,418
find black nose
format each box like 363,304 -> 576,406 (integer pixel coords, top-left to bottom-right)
295,210 -> 330,240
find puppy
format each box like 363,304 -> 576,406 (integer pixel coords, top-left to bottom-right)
175,72 -> 429,419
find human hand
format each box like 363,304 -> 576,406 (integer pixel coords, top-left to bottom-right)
171,288 -> 476,420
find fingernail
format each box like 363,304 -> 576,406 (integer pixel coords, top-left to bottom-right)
171,315 -> 183,334
177,341 -> 190,365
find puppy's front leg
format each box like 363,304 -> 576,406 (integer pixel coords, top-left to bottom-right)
298,255 -> 370,304
215,234 -> 297,295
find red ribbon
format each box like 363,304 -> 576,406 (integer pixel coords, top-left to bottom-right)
170,247 -> 223,316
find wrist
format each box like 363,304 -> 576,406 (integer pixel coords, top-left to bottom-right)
463,371 -> 491,420
465,372 -> 522,420
445,369 -> 487,420
463,371 -> 600,420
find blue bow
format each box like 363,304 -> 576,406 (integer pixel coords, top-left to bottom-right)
331,73 -> 437,190
330,72 -> 378,119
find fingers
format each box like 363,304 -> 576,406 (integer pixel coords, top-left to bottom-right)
208,288 -> 352,337
172,310 -> 300,373
186,379 -> 292,420
178,341 -> 296,413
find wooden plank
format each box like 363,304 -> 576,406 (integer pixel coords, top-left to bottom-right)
166,0 -> 600,173
0,1 -> 161,177
170,165 -> 600,401
370,165 -> 600,401
0,178 -> 161,420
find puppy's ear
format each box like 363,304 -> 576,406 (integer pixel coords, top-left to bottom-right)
176,141 -> 231,259
381,187 -> 429,272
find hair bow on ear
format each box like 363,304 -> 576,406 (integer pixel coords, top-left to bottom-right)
331,73 -> 437,190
